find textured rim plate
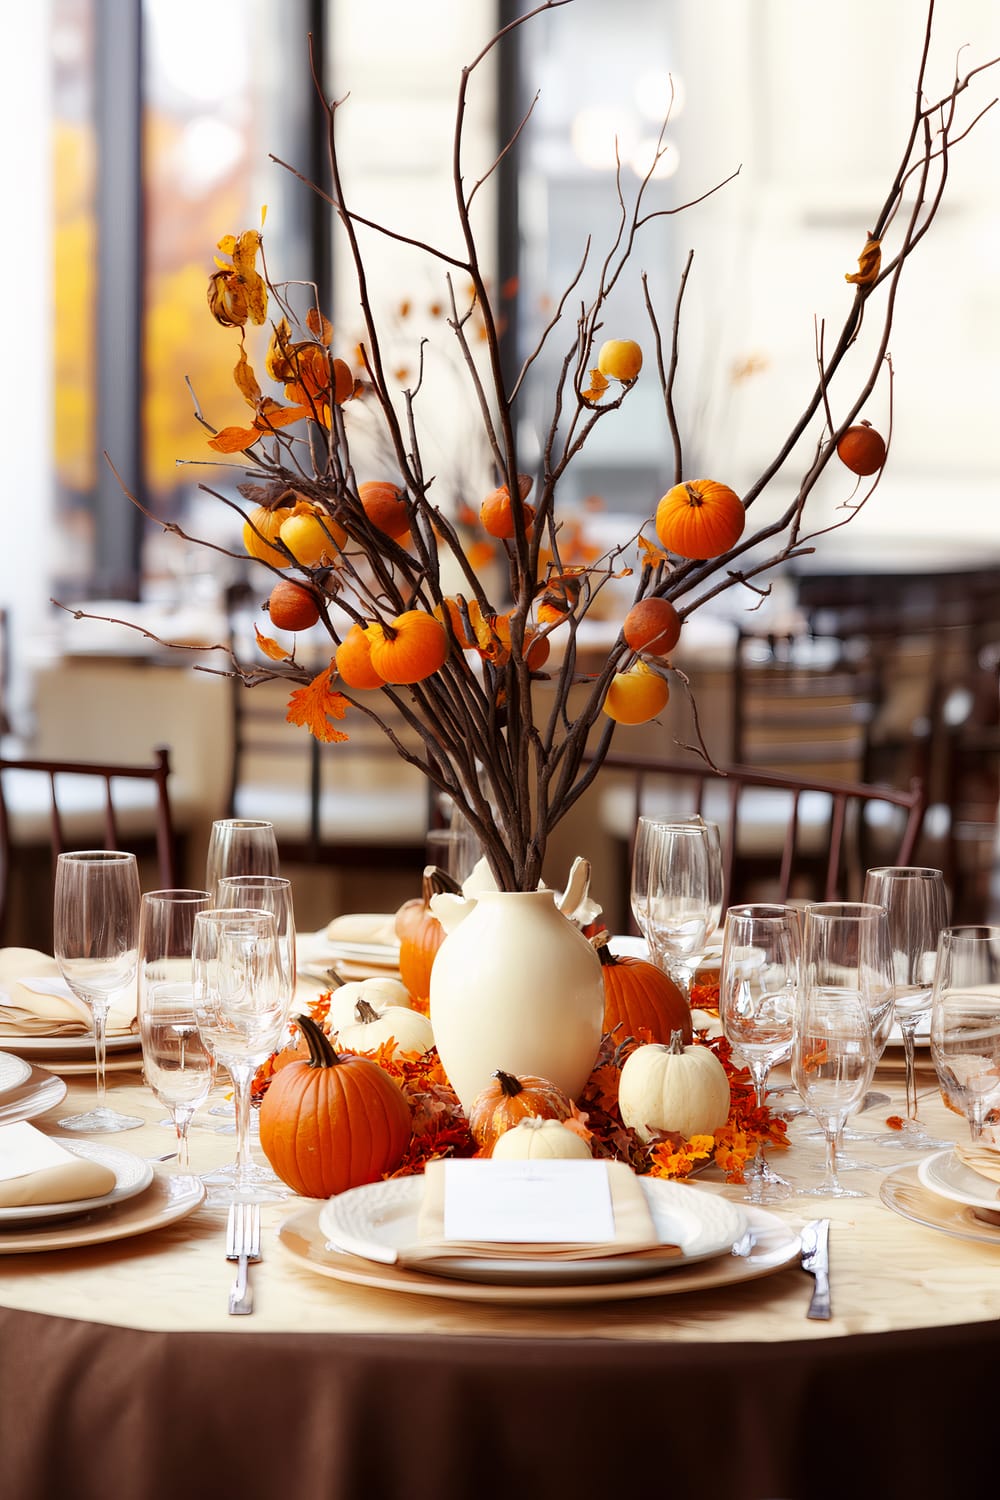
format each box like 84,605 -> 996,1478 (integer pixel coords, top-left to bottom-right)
917,1148 -> 1000,1213
0,1063 -> 68,1126
0,1170 -> 205,1254
0,1140 -> 154,1225
0,1052 -> 32,1096
881,1163 -> 1000,1246
317,1174 -> 747,1285
278,1200 -> 799,1305
1,1031 -> 141,1060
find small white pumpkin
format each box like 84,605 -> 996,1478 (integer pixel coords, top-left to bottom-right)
490,1117 -> 592,1161
327,976 -> 411,1034
618,1032 -> 730,1143
334,998 -> 434,1059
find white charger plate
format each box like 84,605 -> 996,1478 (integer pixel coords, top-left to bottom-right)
880,1163 -> 1000,1247
0,1063 -> 68,1126
917,1148 -> 1000,1214
0,1140 -> 154,1226
0,1052 -> 32,1097
2,1031 -> 141,1061
317,1174 -> 747,1286
279,1198 -> 799,1305
0,1170 -> 205,1254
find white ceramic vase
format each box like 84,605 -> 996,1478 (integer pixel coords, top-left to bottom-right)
428,888 -> 605,1114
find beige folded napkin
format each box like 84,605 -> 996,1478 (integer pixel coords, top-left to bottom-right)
402,1158 -> 677,1267
324,913 -> 399,947
0,1122 -> 117,1208
0,949 -> 138,1038
954,1139 -> 1000,1186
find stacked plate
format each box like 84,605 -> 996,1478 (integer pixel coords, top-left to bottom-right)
1,1031 -> 144,1076
278,1175 -> 802,1305
0,1049 -> 68,1127
881,1144 -> 1000,1246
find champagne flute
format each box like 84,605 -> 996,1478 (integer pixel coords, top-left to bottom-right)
863,866 -> 950,1147
205,819 -> 280,901
138,889 -> 213,1165
792,983 -> 876,1198
53,850 -> 143,1133
719,904 -> 800,1203
643,824 -> 712,994
929,925 -> 1000,1142
192,907 -> 292,1203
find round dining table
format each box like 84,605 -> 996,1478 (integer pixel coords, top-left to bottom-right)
0,1043 -> 997,1500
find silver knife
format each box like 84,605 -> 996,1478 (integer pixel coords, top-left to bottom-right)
800,1218 -> 831,1320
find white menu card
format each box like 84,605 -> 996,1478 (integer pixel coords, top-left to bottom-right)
442,1159 -> 615,1243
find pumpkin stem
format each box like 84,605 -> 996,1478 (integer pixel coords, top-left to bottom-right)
421,864 -> 463,902
354,998 -> 381,1024
591,932 -> 620,968
493,1069 -> 524,1097
297,1012 -> 342,1069
682,482 -> 703,509
667,1029 -> 687,1054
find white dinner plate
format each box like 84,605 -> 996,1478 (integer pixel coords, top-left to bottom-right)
0,1170 -> 205,1254
317,1174 -> 747,1285
917,1148 -> 1000,1215
279,1199 -> 799,1305
0,1063 -> 68,1126
0,1052 -> 32,1097
885,1020 -> 931,1049
1,1031 -> 142,1061
0,1140 -> 154,1226
881,1163 -> 1000,1247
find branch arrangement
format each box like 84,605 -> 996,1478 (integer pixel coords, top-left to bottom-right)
95,0 -> 997,892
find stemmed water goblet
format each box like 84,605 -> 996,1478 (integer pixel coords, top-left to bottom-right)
205,819 -> 280,901
863,866 -> 950,1148
638,822 -> 713,994
792,981 -> 877,1198
53,849 -> 144,1133
929,925 -> 1000,1142
192,906 -> 293,1203
137,888 -> 214,1166
719,903 -> 801,1203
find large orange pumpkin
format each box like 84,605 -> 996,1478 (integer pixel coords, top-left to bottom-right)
655,480 -> 745,560
395,866 -> 461,1004
258,1014 -> 411,1198
596,940 -> 693,1045
366,610 -> 449,685
468,1069 -> 575,1152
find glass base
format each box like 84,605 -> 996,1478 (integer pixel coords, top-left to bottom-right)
58,1106 -> 144,1133
201,1158 -> 291,1204
794,1180 -> 868,1199
742,1157 -> 794,1205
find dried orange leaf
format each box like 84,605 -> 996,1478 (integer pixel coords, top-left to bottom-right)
637,535 -> 671,569
254,626 -> 290,662
845,235 -> 882,287
305,307 -> 333,346
253,399 -> 311,432
582,368 -> 610,404
286,664 -> 350,743
233,347 -> 261,405
265,318 -> 295,382
216,234 -> 237,254
208,424 -> 261,453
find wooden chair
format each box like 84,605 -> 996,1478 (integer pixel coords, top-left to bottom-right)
0,745 -> 180,945
591,750 -> 926,921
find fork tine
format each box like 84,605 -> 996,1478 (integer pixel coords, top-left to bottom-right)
248,1203 -> 261,1259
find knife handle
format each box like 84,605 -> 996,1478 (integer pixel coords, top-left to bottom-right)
807,1267 -> 831,1320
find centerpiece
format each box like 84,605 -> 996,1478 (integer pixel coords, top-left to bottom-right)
77,2 -> 996,1182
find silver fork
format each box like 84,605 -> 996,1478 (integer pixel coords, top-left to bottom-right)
226,1202 -> 262,1316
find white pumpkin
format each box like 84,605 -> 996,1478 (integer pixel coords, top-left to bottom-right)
490,1117 -> 592,1160
327,977 -> 411,1034
618,1036 -> 730,1143
333,998 -> 434,1059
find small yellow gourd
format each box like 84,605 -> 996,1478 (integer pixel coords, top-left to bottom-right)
617,1031 -> 730,1143
490,1117 -> 592,1160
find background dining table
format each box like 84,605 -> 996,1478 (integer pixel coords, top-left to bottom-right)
0,1040 -> 998,1500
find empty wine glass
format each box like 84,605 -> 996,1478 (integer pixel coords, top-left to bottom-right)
192,906 -> 292,1203
138,889 -> 213,1165
643,823 -> 712,994
53,850 -> 143,1133
217,875 -> 296,999
929,925 -> 1000,1142
719,904 -> 801,1203
205,819 -> 280,901
863,866 -> 950,1148
792,983 -> 876,1198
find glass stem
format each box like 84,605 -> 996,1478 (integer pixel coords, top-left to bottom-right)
747,1061 -> 770,1178
969,1099 -> 986,1141
174,1110 -> 193,1170
230,1064 -> 255,1191
824,1129 -> 841,1190
92,1003 -> 109,1110
900,1019 -> 919,1121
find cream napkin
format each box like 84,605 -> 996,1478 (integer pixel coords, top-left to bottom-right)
954,1139 -> 1000,1186
0,1122 -> 117,1207
0,949 -> 138,1038
402,1158 -> 677,1267
324,913 -> 399,947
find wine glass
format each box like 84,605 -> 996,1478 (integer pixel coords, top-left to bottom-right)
929,925 -> 1000,1142
192,906 -> 292,1203
53,850 -> 144,1133
643,823 -> 712,994
205,819 -> 280,901
719,903 -> 801,1203
863,866 -> 950,1147
217,875 -> 297,1001
792,982 -> 876,1198
137,889 -> 213,1165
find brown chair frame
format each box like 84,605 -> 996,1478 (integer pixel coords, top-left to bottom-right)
0,745 -> 179,937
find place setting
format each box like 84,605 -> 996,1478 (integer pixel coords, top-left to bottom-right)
0,945 -> 143,1076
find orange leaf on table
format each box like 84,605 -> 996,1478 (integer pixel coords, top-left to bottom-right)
286,664 -> 350,743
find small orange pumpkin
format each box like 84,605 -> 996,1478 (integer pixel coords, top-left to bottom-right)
336,623 -> 386,690
243,502 -> 294,567
836,421 -> 886,476
268,580 -> 321,632
622,597 -> 682,656
655,480 -> 745,560
366,610 -> 449,685
468,1069 -> 575,1152
395,866 -> 462,1004
358,480 -> 411,540
596,939 -> 693,1045
258,1014 -> 412,1198
480,474 -> 535,540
